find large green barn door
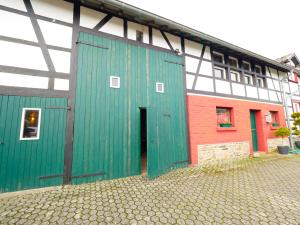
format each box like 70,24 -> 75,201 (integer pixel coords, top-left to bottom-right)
147,50 -> 188,178
0,96 -> 67,192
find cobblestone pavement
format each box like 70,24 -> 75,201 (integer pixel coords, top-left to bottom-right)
1,154 -> 300,225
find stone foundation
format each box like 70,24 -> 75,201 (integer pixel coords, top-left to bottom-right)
197,141 -> 250,163
267,138 -> 289,152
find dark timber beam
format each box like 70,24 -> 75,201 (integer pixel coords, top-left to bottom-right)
160,30 -> 174,51
93,14 -> 112,30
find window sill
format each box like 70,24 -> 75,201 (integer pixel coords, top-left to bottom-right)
270,126 -> 279,130
216,127 -> 237,131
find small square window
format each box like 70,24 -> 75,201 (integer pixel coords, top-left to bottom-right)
110,76 -> 120,88
136,30 -> 143,42
242,61 -> 251,71
244,74 -> 253,85
20,108 -> 41,140
270,111 -> 279,126
156,82 -> 164,93
230,71 -> 240,82
212,52 -> 224,64
228,57 -> 238,68
255,65 -> 262,74
257,77 -> 265,88
214,67 -> 226,79
216,107 -> 233,127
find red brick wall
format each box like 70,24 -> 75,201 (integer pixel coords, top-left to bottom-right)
187,95 -> 286,165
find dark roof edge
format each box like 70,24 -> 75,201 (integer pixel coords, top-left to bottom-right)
94,0 -> 292,72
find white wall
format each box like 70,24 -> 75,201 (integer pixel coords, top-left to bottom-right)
127,21 -> 149,44
184,39 -> 203,57
194,76 -> 214,92
152,28 -> 169,49
215,80 -> 231,94
100,17 -> 124,37
232,83 -> 245,96
0,72 -> 48,89
80,6 -> 106,29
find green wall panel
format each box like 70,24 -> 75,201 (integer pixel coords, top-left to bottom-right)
0,96 -> 67,192
72,32 -> 188,183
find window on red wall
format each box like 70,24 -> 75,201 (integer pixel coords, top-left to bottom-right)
216,107 -> 233,127
270,111 -> 279,127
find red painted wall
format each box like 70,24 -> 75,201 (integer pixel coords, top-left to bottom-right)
187,95 -> 286,165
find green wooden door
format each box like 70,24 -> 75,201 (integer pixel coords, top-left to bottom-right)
250,110 -> 259,152
0,95 -> 67,192
73,32 -> 188,183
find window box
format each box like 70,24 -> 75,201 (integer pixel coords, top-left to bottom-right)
219,123 -> 232,128
272,123 -> 279,127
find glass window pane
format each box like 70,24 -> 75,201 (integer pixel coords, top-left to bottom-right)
230,71 -> 240,82
229,58 -> 238,67
213,53 -> 223,63
21,109 -> 41,139
243,62 -> 251,71
214,67 -> 225,79
255,66 -> 261,74
216,107 -> 231,125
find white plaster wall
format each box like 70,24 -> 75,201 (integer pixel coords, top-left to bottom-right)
194,76 -> 214,92
165,32 -> 181,53
184,39 -> 203,57
265,66 -> 271,77
283,82 -> 290,93
286,98 -> 292,107
258,88 -> 269,100
199,61 -> 212,76
49,50 -> 71,73
290,82 -> 299,94
232,83 -> 245,96
273,80 -> 280,91
266,78 -> 275,90
215,80 -> 231,94
152,28 -> 169,49
246,86 -> 258,98
269,90 -> 279,102
186,74 -> 195,89
0,0 -> 27,11
203,46 -> 211,60
269,68 -> 278,79
54,78 -> 69,91
277,92 -> 282,102
0,72 -> 48,89
0,10 -> 37,42
185,56 -> 198,73
38,20 -> 72,48
80,6 -> 106,29
0,40 -> 48,71
100,17 -> 123,37
292,95 -> 300,101
31,0 -> 73,23
127,21 -> 149,44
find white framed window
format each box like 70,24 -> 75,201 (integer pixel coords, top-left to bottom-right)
244,74 -> 253,85
257,77 -> 265,88
20,108 -> 41,140
156,82 -> 165,93
230,71 -> 240,82
110,76 -> 120,88
214,66 -> 226,79
242,61 -> 251,71
228,57 -> 238,68
255,65 -> 262,74
212,51 -> 224,64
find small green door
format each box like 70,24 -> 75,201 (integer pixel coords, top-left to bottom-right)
0,95 -> 67,192
250,110 -> 259,152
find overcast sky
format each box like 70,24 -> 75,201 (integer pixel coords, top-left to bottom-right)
122,0 -> 299,60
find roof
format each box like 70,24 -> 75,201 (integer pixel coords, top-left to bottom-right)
82,0 -> 292,72
276,53 -> 300,67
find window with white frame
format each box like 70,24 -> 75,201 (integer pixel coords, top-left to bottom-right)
228,57 -> 238,68
230,71 -> 240,82
257,77 -> 265,88
242,61 -> 251,71
156,82 -> 165,93
214,67 -> 226,80
244,74 -> 253,85
255,65 -> 262,74
110,76 -> 120,88
212,52 -> 224,64
20,108 -> 41,140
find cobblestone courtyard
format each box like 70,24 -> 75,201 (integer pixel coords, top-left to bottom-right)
1,154 -> 300,225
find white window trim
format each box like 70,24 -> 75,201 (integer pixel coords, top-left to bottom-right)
257,77 -> 264,88
110,76 -> 120,89
156,82 -> 165,93
230,70 -> 240,82
214,66 -> 226,80
255,65 -> 262,74
244,74 -> 253,85
242,61 -> 251,71
19,108 -> 42,141
228,56 -> 239,68
212,51 -> 224,63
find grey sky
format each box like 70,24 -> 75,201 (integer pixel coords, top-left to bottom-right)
122,0 -> 300,60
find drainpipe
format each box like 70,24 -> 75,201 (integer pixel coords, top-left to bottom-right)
280,71 -> 294,150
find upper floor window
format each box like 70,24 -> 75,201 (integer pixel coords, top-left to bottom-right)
230,71 -> 241,82
212,52 -> 224,64
242,61 -> 251,71
257,77 -> 265,88
255,65 -> 262,74
136,30 -> 143,42
244,74 -> 253,85
228,57 -> 238,68
214,67 -> 226,80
